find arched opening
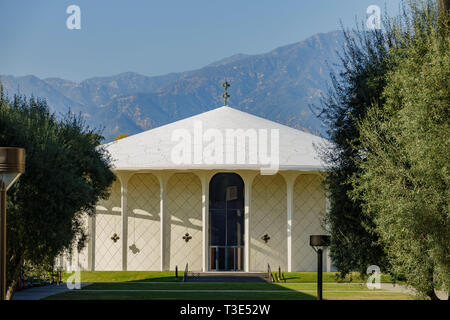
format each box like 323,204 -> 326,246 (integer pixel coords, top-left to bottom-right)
209,173 -> 244,271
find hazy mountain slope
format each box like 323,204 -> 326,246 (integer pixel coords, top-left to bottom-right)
0,30 -> 344,141
44,71 -> 184,110
95,30 -> 344,139
0,75 -> 84,114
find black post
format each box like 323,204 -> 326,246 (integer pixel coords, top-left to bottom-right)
310,235 -> 330,301
317,248 -> 323,300
1,182 -> 6,300
175,265 -> 178,279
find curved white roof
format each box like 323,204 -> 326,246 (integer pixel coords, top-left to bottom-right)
103,106 -> 330,171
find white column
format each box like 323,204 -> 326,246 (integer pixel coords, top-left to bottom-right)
88,215 -> 96,271
242,173 -> 257,273
157,173 -> 170,271
286,179 -> 294,272
280,172 -> 299,272
119,172 -> 133,271
198,172 -> 212,272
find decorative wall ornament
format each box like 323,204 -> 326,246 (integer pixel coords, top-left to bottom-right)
129,243 -> 140,254
111,233 -> 120,243
261,233 -> 271,243
182,233 -> 192,243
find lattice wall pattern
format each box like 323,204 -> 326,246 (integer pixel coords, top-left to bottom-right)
127,174 -> 161,270
94,180 -> 122,270
76,219 -> 90,271
165,173 -> 202,271
65,171 -> 327,272
59,213 -> 90,271
292,174 -> 326,271
250,174 -> 287,272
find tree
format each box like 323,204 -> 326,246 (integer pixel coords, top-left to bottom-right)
315,21 -> 396,274
352,1 -> 449,299
0,89 -> 115,299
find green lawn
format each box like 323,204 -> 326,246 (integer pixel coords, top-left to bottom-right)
61,271 -> 399,284
49,271 -> 413,300
280,272 -> 400,283
61,271 -> 183,282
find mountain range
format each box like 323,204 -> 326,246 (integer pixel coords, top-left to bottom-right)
0,30 -> 345,141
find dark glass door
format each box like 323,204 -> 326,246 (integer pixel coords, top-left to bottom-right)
209,173 -> 244,271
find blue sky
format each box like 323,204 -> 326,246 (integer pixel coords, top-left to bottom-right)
0,0 -> 403,82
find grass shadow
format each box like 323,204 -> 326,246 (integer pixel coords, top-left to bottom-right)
52,271 -> 317,300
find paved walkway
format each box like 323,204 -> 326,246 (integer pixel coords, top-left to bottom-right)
12,282 -> 92,300
380,283 -> 448,300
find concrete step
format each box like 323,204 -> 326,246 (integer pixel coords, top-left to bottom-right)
186,272 -> 269,283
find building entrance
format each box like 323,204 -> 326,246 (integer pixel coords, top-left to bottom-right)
208,173 -> 244,271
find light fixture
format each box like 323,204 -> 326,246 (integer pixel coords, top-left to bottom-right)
0,147 -> 26,300
310,235 -> 331,300
0,148 -> 25,191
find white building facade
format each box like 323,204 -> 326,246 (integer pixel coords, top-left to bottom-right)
64,107 -> 333,272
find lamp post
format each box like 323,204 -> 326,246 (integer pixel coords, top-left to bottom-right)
310,235 -> 330,300
0,147 -> 25,300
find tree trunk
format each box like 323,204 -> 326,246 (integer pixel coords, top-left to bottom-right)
426,288 -> 440,301
424,266 -> 441,300
6,278 -> 18,300
5,253 -> 23,300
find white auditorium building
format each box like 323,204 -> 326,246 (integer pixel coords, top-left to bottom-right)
64,106 -> 334,273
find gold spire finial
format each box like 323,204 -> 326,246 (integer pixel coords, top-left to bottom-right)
222,81 -> 230,105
